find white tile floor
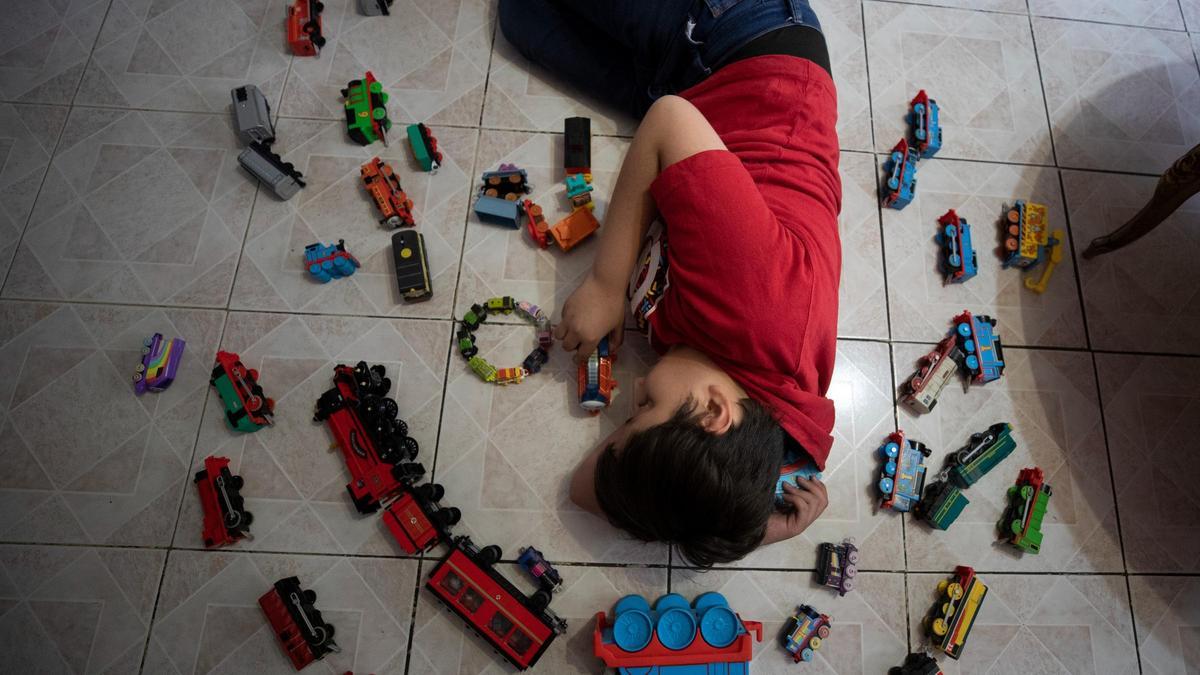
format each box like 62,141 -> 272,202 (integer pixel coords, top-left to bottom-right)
0,0 -> 1198,672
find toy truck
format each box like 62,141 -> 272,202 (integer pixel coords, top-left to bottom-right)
210,351 -> 274,432
564,173 -> 594,210
286,0 -> 326,56
391,230 -> 431,301
551,205 -> 600,251
238,142 -> 305,200
383,482 -> 460,554
1002,200 -> 1051,269
936,209 -> 977,283
231,84 -> 274,144
901,336 -> 963,414
133,333 -> 184,394
579,336 -> 616,413
882,138 -> 918,210
564,116 -> 591,179
1000,467 -> 1051,554
193,456 -> 252,548
518,546 -> 564,592
817,539 -> 859,596
259,576 -> 339,670
926,566 -> 987,659
952,310 -> 1005,384
915,480 -> 969,531
341,71 -> 391,145
427,537 -> 567,671
947,422 -> 1016,488
358,0 -> 392,15
909,90 -> 942,159
360,157 -> 414,228
594,592 -> 761,673
878,430 -> 931,512
784,604 -> 832,663
406,123 -> 442,172
304,240 -> 360,282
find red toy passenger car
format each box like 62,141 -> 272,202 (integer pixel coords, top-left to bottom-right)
286,0 -> 326,56
194,456 -> 252,548
382,482 -> 460,554
361,157 -> 415,228
259,576 -> 339,670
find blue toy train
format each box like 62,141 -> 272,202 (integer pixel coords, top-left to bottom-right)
304,240 -> 360,282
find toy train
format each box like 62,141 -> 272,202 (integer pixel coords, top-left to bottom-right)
133,333 -> 184,394
936,209 -> 977,283
882,138 -> 918,210
523,200 -> 550,248
361,157 -> 414,228
952,310 -> 1005,384
594,592 -> 762,674
286,0 -> 326,56
1002,200 -> 1051,269
392,230 -> 431,301
1000,467 -> 1051,554
304,240 -> 360,282
565,173 -> 594,210
878,430 -> 931,512
210,350 -> 274,432
238,142 -> 305,200
517,546 -> 563,592
232,84 -> 274,145
925,566 -> 987,659
909,90 -> 942,159
194,455 -> 252,547
947,422 -> 1015,488
915,479 -> 969,531
564,116 -> 591,179
550,207 -> 600,251
260,576 -> 339,670
407,123 -> 442,172
784,604 -> 832,663
579,336 -> 616,413
342,72 -> 391,146
901,336 -> 963,414
890,652 -> 944,675
817,539 -> 858,596
476,164 -> 532,228
313,361 -> 422,513
427,537 -> 567,671
383,482 -> 460,554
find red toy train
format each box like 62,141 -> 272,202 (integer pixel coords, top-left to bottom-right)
383,482 -> 461,554
286,0 -> 325,56
193,456 -> 252,548
259,576 -> 340,670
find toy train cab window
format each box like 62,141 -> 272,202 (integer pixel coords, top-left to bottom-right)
579,336 -> 617,413
882,138 -> 918,210
937,209 -> 977,283
194,456 -> 252,548
901,336 -> 963,414
210,351 -> 275,432
784,604 -> 832,663
878,430 -> 931,512
926,566 -> 987,659
947,422 -> 1015,488
426,537 -> 566,671
286,0 -> 326,56
361,157 -> 414,228
259,576 -> 339,670
383,482 -> 460,554
341,71 -> 391,146
406,123 -> 442,173
1000,467 -> 1051,554
818,539 -> 859,596
953,310 -> 1005,384
909,90 -> 942,159
133,333 -> 185,394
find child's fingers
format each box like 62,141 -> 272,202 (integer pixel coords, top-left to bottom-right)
553,322 -> 568,340
608,328 -> 624,353
574,338 -> 600,365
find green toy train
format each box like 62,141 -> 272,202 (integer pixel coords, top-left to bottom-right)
916,480 -> 970,530
948,422 -> 1016,488
1000,467 -> 1051,554
342,71 -> 391,146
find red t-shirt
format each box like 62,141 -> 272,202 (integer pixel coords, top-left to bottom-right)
645,55 -> 841,469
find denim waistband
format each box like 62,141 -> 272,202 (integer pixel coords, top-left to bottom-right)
689,0 -> 823,72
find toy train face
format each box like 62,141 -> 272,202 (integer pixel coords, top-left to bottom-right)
133,333 -> 185,394
927,566 -> 987,659
579,337 -> 616,413
882,139 -> 917,210
909,90 -> 942,159
210,351 -> 274,432
361,158 -> 414,228
902,336 -> 962,414
937,209 -> 977,283
286,0 -> 326,55
878,430 -> 931,512
947,422 -> 1015,488
953,311 -> 1005,384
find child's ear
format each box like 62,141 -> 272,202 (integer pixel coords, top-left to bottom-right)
700,385 -> 735,435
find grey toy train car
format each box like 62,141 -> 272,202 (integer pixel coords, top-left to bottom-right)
238,142 -> 305,200
231,85 -> 275,145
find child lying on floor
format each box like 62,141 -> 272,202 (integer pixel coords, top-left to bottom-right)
500,0 -> 841,566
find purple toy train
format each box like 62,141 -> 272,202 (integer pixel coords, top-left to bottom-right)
133,333 -> 185,394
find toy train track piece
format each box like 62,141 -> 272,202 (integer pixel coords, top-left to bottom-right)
342,71 -> 391,146
361,157 -> 414,228
304,239 -> 360,282
1000,467 -> 1051,554
194,455 -> 252,548
947,422 -> 1015,488
882,138 -> 918,210
357,0 -> 392,15
232,84 -> 275,145
901,336 -> 964,414
915,479 -> 969,531
936,209 -> 977,283
383,482 -> 460,553
594,592 -> 762,671
952,310 -> 1005,384
286,0 -> 326,56
238,142 -> 305,200
210,351 -> 275,432
909,90 -> 942,159
579,336 -> 616,413
517,546 -> 563,593
817,539 -> 859,596
926,566 -> 987,659
406,123 -> 442,173
133,333 -> 185,394
878,430 -> 931,512
784,604 -> 832,662
391,229 -> 431,301
564,116 -> 591,179
427,537 -> 566,671
260,576 -> 340,670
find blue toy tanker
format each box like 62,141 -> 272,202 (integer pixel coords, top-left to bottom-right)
882,139 -> 918,210
304,240 -> 360,282
953,311 -> 1005,384
937,209 -> 977,283
909,90 -> 942,159
878,430 -> 932,512
593,592 -> 762,674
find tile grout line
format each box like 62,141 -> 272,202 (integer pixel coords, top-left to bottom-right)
1180,0 -> 1191,31
1025,10 -> 1061,168
859,0 -> 895,345
1124,573 -> 1145,674
1055,171 -> 1094,351
135,548 -> 173,675
872,0 -> 1193,33
401,557 -> 425,675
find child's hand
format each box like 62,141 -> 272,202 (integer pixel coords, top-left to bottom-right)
763,476 -> 829,544
556,274 -> 627,364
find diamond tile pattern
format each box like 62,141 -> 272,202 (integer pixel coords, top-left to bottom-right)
0,1 -> 1194,673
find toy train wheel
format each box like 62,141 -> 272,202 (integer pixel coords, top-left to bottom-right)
847,549 -> 860,564
438,507 -> 461,527
132,372 -> 144,383
400,436 -> 419,460
224,509 -> 244,529
478,545 -> 502,566
417,483 -> 445,502
883,442 -> 900,459
1007,209 -> 1020,224
1005,236 -> 1019,251
956,321 -> 971,338
312,623 -> 335,647
231,364 -> 246,378
931,618 -> 948,636
947,582 -> 964,600
377,397 -> 399,421
246,395 -> 263,412
817,624 -> 831,639
888,176 -> 900,190
949,252 -> 961,267
530,589 -> 551,612
800,647 -> 814,662
885,459 -> 897,477
944,224 -> 957,239
908,375 -> 923,389
842,578 -> 855,592
1010,519 -> 1023,535
878,477 -> 894,495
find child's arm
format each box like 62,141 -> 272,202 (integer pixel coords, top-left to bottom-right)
761,476 -> 829,545
556,95 -> 728,362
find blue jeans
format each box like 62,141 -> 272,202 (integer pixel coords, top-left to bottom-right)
498,0 -> 823,118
